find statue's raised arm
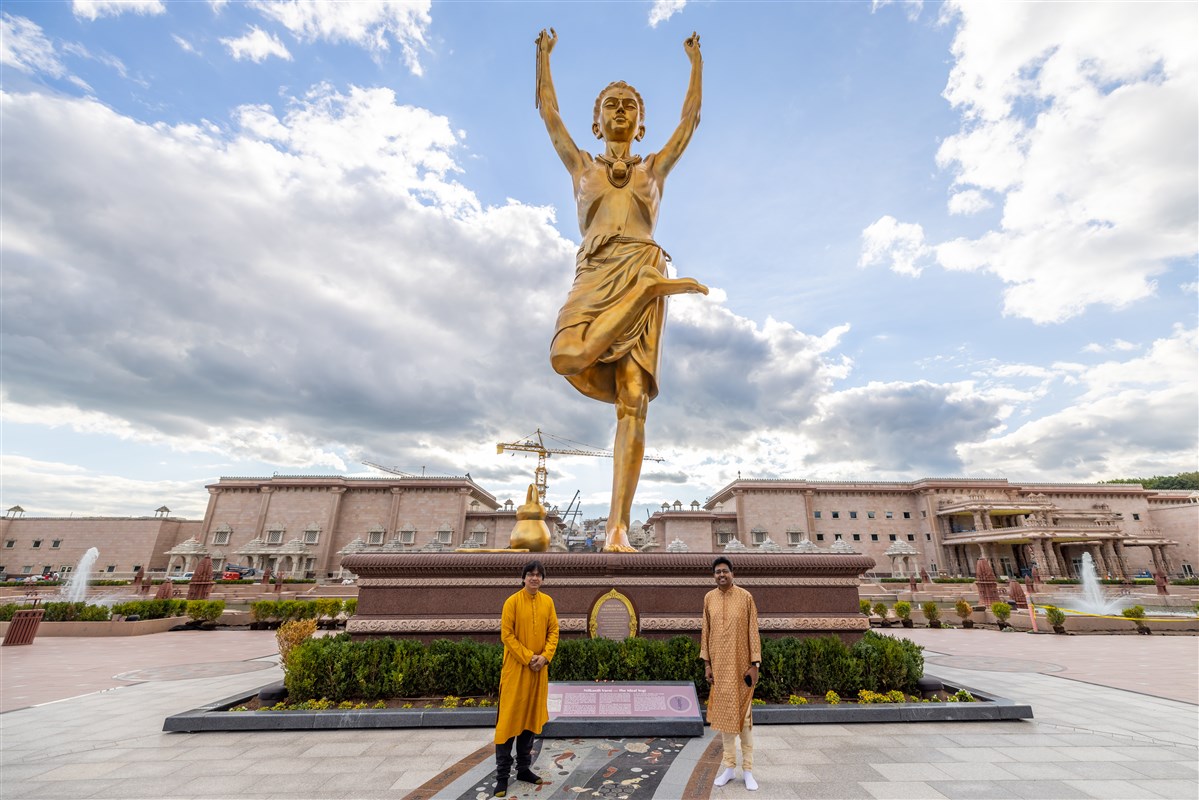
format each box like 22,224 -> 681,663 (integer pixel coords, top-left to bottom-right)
652,32 -> 703,178
535,28 -> 585,176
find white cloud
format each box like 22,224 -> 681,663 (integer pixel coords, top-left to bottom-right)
72,0 -> 165,21
648,1 -> 687,28
959,326 -> 1198,479
1,14 -> 66,78
172,34 -> 198,55
947,188 -> 992,216
1,454 -> 212,518
221,26 -> 292,63
858,215 -> 931,277
249,0 -> 431,75
871,0 -> 923,22
928,0 -> 1198,324
209,0 -> 229,13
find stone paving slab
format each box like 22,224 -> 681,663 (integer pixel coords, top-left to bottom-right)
0,629 -> 1196,800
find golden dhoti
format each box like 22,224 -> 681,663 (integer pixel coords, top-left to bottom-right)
552,235 -> 667,404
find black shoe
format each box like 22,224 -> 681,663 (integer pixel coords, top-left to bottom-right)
494,776 -> 508,797
515,768 -> 543,785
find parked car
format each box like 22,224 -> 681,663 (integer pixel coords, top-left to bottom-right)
168,572 -> 193,582
223,566 -> 257,578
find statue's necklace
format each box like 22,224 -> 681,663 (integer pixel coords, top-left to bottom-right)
597,154 -> 642,188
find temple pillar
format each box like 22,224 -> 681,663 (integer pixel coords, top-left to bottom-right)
1053,543 -> 1071,578
1101,541 -> 1123,579
972,511 -> 984,531
200,487 -> 221,543
457,487 -> 472,548
253,485 -> 275,540
1161,546 -> 1177,577
388,488 -> 404,541
1089,544 -> 1109,578
1114,540 -> 1131,577
318,486 -> 347,578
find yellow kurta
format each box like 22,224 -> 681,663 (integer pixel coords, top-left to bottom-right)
699,585 -> 761,733
494,589 -> 559,744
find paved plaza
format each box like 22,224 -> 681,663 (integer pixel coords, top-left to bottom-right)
1,628 -> 1195,800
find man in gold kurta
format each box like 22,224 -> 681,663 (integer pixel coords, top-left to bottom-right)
493,560 -> 559,797
700,556 -> 762,791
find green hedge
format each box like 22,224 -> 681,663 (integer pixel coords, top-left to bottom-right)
932,577 -> 975,583
249,599 -> 347,624
186,600 -> 226,622
283,632 -> 923,703
111,599 -> 189,619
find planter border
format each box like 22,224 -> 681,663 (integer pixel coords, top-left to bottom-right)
0,616 -> 186,638
162,677 -> 1031,733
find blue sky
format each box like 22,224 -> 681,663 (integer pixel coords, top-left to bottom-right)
2,0 -> 1196,524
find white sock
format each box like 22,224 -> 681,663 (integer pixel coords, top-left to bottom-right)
744,771 -> 758,791
713,767 -> 735,787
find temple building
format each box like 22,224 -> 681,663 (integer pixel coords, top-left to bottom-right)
1,476 -> 1195,582
645,478 -> 1197,580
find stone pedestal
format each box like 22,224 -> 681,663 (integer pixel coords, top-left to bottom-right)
341,552 -> 875,643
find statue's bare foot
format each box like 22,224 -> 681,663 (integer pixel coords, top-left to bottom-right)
603,525 -> 638,553
638,265 -> 708,299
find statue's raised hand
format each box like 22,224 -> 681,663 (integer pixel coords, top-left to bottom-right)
684,31 -> 701,61
536,28 -> 557,55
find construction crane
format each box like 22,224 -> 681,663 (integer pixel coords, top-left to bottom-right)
361,460 -> 417,477
496,429 -> 664,505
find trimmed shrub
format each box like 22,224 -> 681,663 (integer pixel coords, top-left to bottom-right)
859,598 -> 872,616
187,600 -> 225,623
277,619 -> 318,673
0,603 -> 20,621
111,599 -> 188,619
991,602 -> 1012,624
803,635 -> 864,696
921,602 -> 941,625
1045,606 -> 1067,627
954,599 -> 973,621
79,604 -> 112,622
282,632 -> 923,704
851,631 -> 923,693
42,602 -> 87,622
893,601 -> 912,621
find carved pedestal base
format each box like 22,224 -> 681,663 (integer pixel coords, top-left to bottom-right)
341,552 -> 874,644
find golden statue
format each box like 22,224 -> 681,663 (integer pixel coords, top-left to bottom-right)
509,483 -> 551,552
535,28 -> 708,552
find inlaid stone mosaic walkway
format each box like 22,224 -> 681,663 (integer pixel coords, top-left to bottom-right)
418,735 -> 722,800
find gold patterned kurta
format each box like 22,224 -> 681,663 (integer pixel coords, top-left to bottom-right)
494,589 -> 559,744
700,584 -> 761,733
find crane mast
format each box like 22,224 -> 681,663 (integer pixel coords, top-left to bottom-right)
495,428 -> 664,505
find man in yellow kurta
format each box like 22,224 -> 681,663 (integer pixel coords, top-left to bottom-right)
493,560 -> 559,797
700,556 -> 762,791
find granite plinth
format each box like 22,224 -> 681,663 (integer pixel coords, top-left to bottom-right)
339,551 -> 875,642
162,677 -> 1028,732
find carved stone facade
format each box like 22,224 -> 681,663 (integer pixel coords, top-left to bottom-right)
2,477 -> 1194,582
638,478 -> 1197,580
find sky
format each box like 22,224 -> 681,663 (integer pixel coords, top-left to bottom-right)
2,0 -> 1196,526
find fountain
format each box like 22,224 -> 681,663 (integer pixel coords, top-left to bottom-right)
1051,552 -> 1128,615
61,547 -> 99,604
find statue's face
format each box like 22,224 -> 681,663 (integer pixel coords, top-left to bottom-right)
595,87 -> 642,143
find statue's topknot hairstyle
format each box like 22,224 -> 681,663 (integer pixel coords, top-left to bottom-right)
593,81 -> 646,130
